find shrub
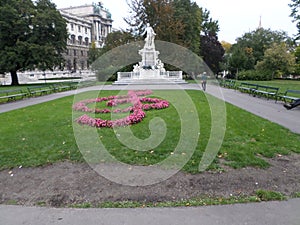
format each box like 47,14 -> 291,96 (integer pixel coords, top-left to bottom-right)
237,70 -> 272,81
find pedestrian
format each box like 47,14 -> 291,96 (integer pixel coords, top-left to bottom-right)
201,72 -> 207,91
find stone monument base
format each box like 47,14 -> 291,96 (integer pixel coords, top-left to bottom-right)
114,24 -> 186,85
113,70 -> 187,85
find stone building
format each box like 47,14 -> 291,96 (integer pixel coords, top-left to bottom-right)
59,2 -> 113,71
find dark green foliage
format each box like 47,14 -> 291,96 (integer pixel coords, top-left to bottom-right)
199,8 -> 224,74
125,0 -> 202,53
172,0 -> 202,53
289,0 -> 300,40
200,35 -> 224,74
227,28 -> 293,78
237,70 -> 272,81
0,0 -> 68,85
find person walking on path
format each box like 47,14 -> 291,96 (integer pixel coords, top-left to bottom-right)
201,72 -> 207,91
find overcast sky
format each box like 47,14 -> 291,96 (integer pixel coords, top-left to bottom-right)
53,0 -> 298,43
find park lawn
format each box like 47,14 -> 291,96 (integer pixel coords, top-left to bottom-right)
0,90 -> 299,173
235,80 -> 300,93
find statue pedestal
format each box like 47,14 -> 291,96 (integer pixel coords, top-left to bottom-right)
139,48 -> 160,68
114,26 -> 186,85
139,69 -> 160,79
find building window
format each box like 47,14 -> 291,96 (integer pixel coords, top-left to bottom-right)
66,49 -> 69,55
85,37 -> 89,46
74,50 -> 76,56
78,25 -> 81,32
71,34 -> 75,44
81,61 -> 85,70
67,60 -> 72,70
71,24 -> 74,31
81,50 -> 84,56
78,36 -> 82,45
85,27 -> 88,34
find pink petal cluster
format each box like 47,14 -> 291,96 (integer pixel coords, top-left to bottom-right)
74,90 -> 169,128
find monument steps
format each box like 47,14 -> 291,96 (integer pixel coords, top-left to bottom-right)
113,78 -> 187,85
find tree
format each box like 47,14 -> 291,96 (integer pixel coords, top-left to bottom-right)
91,31 -> 138,81
143,0 -> 185,44
228,28 -> 291,73
293,45 -> 300,74
88,41 -> 101,66
100,30 -> 136,54
228,46 -> 248,76
199,9 -> 224,74
255,43 -> 296,78
200,35 -> 224,74
0,0 -> 68,85
124,0 -> 145,35
124,0 -> 202,53
289,0 -> 300,40
221,41 -> 232,53
201,8 -> 219,37
172,0 -> 202,53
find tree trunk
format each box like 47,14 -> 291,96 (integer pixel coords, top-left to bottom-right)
10,70 -> 19,86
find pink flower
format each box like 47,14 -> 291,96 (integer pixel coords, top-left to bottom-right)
73,90 -> 168,128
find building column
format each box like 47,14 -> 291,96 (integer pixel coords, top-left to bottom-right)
95,21 -> 99,40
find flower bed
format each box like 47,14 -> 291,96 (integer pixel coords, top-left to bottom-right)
73,90 -> 169,128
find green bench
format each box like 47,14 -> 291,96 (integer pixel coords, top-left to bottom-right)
51,83 -> 72,92
252,85 -> 279,100
276,89 -> 300,103
220,79 -> 236,89
27,86 -> 53,96
0,89 -> 27,102
67,82 -> 79,89
237,82 -> 258,94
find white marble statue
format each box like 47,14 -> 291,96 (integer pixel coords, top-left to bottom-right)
141,23 -> 156,48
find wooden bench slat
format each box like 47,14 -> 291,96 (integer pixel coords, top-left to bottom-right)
277,89 -> 300,103
0,89 -> 27,102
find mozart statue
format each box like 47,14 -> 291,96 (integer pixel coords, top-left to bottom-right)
141,23 -> 156,48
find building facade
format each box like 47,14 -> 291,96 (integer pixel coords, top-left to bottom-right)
59,2 -> 113,71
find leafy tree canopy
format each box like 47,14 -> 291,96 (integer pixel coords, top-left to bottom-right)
125,0 -> 202,53
228,28 -> 293,73
199,8 -> 224,74
289,0 -> 300,40
0,0 -> 68,85
255,42 -> 296,77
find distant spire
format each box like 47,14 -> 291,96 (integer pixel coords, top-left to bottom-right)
258,16 -> 262,29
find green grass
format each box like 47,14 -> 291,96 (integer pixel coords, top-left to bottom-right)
67,190 -> 288,208
235,80 -> 300,93
0,90 -> 299,172
81,195 -> 262,208
255,190 -> 286,201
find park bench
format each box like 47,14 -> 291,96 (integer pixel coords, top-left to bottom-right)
67,81 -> 79,89
51,83 -> 72,92
237,82 -> 258,94
0,89 -> 27,102
252,85 -> 279,100
77,81 -> 95,88
276,89 -> 300,103
220,79 -> 236,89
27,86 -> 53,96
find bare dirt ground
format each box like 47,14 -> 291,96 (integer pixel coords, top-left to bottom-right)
0,154 -> 300,207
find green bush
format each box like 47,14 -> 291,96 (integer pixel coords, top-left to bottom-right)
237,70 -> 272,81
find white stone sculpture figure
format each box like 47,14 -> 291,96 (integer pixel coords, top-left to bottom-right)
141,23 -> 156,48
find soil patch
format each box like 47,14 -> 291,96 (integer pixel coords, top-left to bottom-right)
1,154 -> 300,207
